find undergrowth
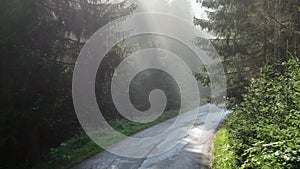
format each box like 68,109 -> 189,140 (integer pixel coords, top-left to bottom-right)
213,56 -> 300,168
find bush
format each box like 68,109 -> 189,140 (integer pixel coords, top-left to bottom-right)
218,56 -> 300,168
213,127 -> 238,169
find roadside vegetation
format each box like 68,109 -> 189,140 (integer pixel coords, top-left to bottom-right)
212,127 -> 237,169
196,1 -> 300,168
213,57 -> 300,168
37,100 -> 206,169
36,110 -> 178,169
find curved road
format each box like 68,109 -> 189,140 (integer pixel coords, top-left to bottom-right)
72,1 -> 219,168
72,104 -> 228,169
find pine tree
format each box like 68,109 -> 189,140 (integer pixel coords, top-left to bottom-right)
194,0 -> 300,105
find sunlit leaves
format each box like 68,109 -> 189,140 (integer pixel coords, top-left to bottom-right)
224,56 -> 300,168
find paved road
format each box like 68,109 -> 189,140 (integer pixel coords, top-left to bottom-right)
72,104 -> 228,169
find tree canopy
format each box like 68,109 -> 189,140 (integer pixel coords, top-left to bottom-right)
0,0 -> 133,168
194,0 -> 300,105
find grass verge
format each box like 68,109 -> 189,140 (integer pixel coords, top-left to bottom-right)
212,124 -> 237,169
36,101 -> 206,169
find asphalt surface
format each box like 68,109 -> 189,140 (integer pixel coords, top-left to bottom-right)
72,104 -> 228,169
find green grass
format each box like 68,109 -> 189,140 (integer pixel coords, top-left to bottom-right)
36,101 -> 207,169
212,125 -> 237,169
35,133 -> 101,169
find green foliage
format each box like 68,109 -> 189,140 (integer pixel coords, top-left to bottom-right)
213,127 -> 238,169
37,132 -> 101,169
216,56 -> 300,168
37,109 -> 184,169
0,0 -> 134,168
195,0 -> 300,106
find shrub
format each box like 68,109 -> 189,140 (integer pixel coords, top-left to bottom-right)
223,56 -> 300,168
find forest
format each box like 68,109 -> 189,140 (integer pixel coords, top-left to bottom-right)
0,0 -> 299,169
0,0 -> 135,168
198,0 -> 300,168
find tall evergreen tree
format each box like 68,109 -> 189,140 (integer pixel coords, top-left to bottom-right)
0,0 -> 133,168
194,0 -> 300,105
